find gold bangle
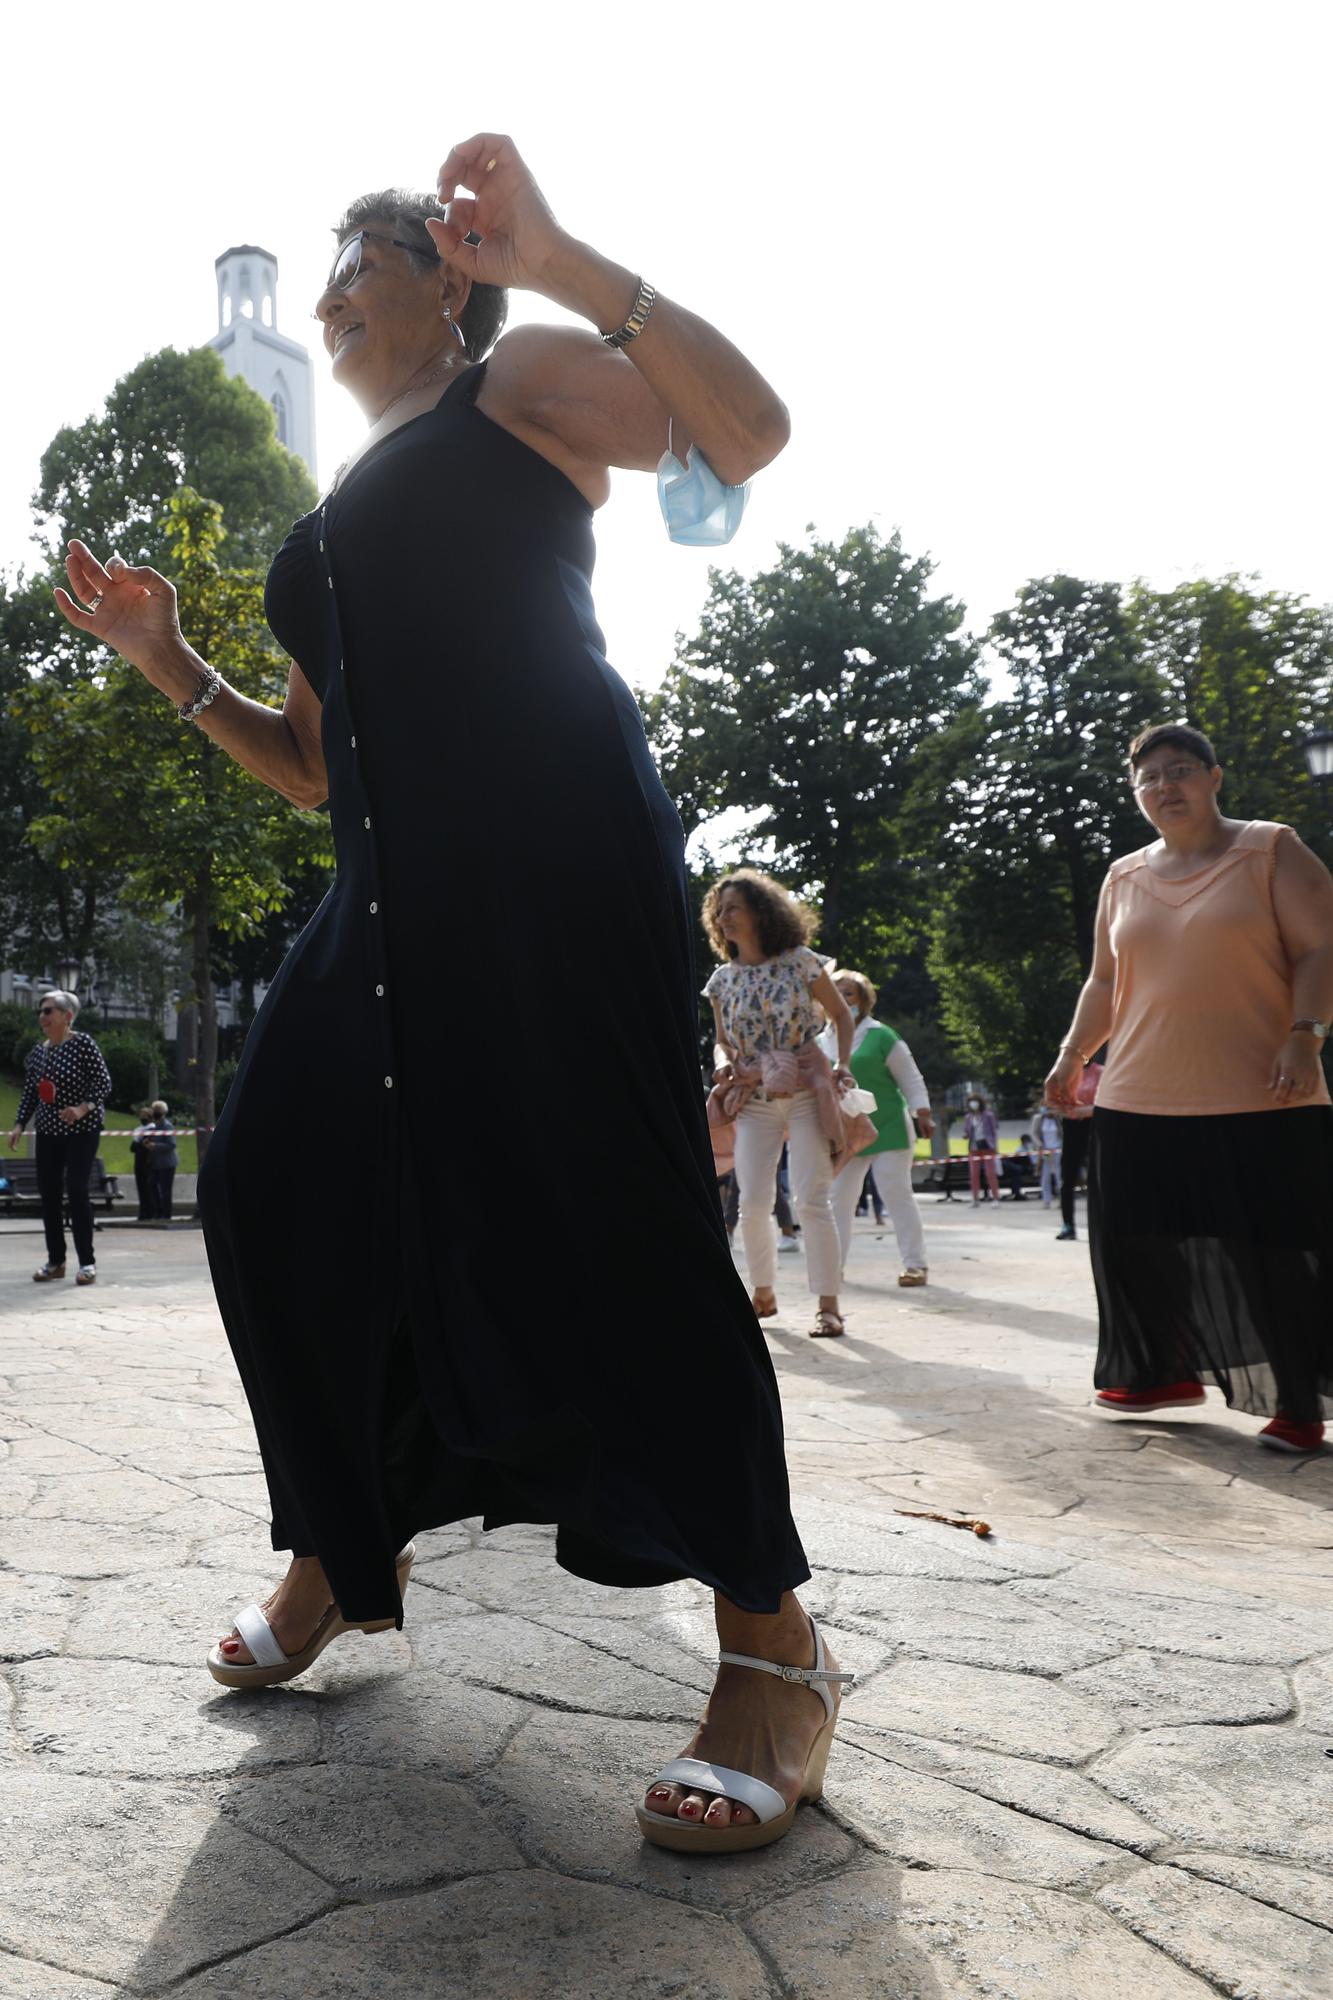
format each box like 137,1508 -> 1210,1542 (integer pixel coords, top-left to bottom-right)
1059,1040 -> 1089,1065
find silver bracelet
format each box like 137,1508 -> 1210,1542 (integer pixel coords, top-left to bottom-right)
178,667 -> 222,722
601,277 -> 656,349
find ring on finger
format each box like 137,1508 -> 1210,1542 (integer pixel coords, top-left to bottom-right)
485,156 -> 498,171
88,592 -> 103,612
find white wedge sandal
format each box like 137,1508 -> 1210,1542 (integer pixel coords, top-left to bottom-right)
207,1543 -> 415,1690
636,1615 -> 854,1854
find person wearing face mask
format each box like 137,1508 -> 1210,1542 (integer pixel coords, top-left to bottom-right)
819,970 -> 933,1286
1046,722 -> 1333,1455
963,1093 -> 1001,1205
53,137 -> 858,1859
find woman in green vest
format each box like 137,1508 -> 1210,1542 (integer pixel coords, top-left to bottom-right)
820,969 -> 934,1286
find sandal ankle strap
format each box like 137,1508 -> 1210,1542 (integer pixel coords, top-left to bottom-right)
717,1615 -> 855,1726
718,1651 -> 856,1687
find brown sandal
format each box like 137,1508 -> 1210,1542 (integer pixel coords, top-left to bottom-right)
33,1263 -> 66,1283
810,1309 -> 845,1338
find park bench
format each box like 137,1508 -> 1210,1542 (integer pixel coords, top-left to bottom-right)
0,1155 -> 122,1216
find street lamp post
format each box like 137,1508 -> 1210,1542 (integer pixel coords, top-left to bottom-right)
56,954 -> 81,996
1302,727 -> 1333,796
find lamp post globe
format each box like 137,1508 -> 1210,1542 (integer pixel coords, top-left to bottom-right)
1302,727 -> 1333,789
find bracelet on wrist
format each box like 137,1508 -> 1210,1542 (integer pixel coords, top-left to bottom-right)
178,667 -> 222,723
601,277 -> 656,349
1059,1040 -> 1090,1065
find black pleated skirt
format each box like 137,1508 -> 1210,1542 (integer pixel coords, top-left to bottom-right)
1088,1105 -> 1333,1421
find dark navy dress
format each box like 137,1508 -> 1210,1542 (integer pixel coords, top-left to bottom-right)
198,362 -> 809,1624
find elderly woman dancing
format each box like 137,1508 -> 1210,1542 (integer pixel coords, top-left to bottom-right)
53,135 -> 853,1854
1046,723 -> 1333,1454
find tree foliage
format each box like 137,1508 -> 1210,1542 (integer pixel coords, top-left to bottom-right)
35,346 -> 317,573
927,576 -> 1160,1100
642,524 -> 982,973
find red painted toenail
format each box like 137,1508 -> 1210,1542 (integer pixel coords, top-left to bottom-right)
222,1640 -> 239,1653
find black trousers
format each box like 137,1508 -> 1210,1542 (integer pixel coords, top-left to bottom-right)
35,1132 -> 99,1268
1060,1117 -> 1093,1229
150,1168 -> 175,1220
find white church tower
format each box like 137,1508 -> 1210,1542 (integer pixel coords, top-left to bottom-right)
208,245 -> 316,480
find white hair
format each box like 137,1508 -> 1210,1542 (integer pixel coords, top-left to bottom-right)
39,990 -> 79,1018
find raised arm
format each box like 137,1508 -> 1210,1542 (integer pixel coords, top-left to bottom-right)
55,543 -> 328,810
430,135 -> 790,486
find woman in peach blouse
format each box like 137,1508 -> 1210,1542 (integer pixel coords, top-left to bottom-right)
1045,722 -> 1333,1454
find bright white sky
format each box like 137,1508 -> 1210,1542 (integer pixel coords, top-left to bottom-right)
5,1 -> 1331,695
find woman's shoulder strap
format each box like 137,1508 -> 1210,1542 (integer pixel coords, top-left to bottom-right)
441,358 -> 490,412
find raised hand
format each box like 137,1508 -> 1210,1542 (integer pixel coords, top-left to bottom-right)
427,134 -> 567,296
54,542 -> 182,686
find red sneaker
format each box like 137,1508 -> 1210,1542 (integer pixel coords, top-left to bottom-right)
1258,1417 -> 1326,1454
1095,1381 -> 1206,1414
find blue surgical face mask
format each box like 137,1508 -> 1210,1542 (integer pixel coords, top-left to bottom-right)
657,423 -> 750,546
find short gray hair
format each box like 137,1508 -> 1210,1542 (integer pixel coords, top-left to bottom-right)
39,990 -> 79,1018
332,190 -> 509,363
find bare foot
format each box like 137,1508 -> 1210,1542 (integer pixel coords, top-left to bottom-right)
644,1593 -> 840,1829
217,1555 -> 334,1667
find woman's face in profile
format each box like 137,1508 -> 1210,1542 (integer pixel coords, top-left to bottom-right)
716,890 -> 756,948
314,231 -> 444,409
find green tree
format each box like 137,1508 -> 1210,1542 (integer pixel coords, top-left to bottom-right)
16,492 -> 333,1150
641,524 -> 982,972
1,343 -> 321,1042
34,346 -> 317,573
1129,576 -> 1333,861
0,572 -> 113,974
929,576 -> 1160,1102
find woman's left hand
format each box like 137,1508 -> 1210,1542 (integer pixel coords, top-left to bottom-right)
914,1109 -> 936,1140
1270,1034 -> 1324,1104
428,135 -> 567,296
57,1104 -> 88,1126
833,1063 -> 854,1088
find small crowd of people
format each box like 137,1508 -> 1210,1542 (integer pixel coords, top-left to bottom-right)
7,992 -> 177,1279
699,719 -> 1333,1462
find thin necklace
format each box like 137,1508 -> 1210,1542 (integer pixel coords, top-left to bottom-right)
328,356 -> 465,496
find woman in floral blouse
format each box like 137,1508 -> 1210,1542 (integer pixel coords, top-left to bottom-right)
8,991 -> 112,1284
702,870 -> 855,1337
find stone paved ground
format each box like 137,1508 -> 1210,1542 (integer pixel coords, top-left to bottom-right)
2,1202 -> 1332,1999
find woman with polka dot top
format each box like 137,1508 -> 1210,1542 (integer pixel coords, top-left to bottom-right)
8,991 -> 112,1284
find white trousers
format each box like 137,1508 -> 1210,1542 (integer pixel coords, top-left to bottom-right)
832,1145 -> 927,1273
734,1090 -> 842,1296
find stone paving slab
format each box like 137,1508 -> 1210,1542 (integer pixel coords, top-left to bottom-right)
3,1205 -> 1332,1997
